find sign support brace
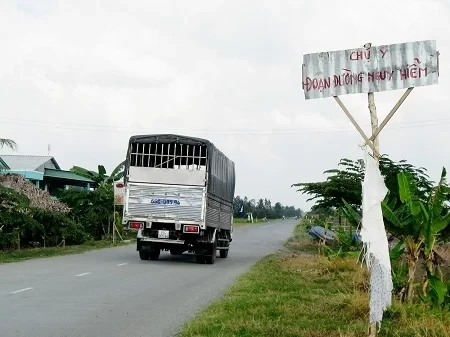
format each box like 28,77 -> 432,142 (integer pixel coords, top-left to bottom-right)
333,86 -> 414,337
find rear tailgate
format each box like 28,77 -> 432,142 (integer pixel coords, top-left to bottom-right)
126,183 -> 205,221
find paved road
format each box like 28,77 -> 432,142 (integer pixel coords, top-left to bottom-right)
0,219 -> 296,337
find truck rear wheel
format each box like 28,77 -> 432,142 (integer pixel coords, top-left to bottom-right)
149,249 -> 160,260
204,240 -> 217,264
139,251 -> 150,260
219,248 -> 229,258
195,255 -> 206,264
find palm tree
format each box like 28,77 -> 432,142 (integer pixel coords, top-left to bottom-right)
0,138 -> 17,150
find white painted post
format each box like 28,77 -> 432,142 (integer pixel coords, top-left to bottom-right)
113,205 -> 116,245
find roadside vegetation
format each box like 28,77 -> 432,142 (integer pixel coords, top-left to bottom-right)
179,223 -> 449,337
293,154 -> 449,306
0,239 -> 134,263
233,195 -> 302,221
232,218 -> 274,227
180,154 -> 449,337
0,145 -> 135,262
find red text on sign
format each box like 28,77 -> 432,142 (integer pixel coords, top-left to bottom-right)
349,49 -> 371,61
303,77 -> 331,92
367,70 -> 394,82
398,65 -> 428,80
333,71 -> 364,87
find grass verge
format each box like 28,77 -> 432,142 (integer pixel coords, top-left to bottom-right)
233,218 -> 274,227
0,239 -> 135,264
178,223 -> 450,337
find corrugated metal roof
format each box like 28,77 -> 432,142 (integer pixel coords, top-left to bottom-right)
302,40 -> 438,99
0,155 -> 60,171
44,168 -> 95,183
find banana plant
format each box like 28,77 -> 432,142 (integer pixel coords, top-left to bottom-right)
382,169 -> 450,302
419,270 -> 450,309
70,161 -> 125,186
419,168 -> 450,297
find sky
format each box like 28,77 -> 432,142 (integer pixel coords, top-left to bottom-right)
1,0 -> 449,211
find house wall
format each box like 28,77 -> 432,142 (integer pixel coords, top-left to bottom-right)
3,170 -> 44,181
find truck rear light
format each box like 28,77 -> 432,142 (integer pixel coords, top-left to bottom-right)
183,225 -> 199,233
129,222 -> 143,229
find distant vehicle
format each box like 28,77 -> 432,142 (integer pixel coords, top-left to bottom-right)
122,134 -> 236,264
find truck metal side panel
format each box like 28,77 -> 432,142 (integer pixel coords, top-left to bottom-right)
205,193 -> 233,230
126,183 -> 205,221
129,166 -> 206,186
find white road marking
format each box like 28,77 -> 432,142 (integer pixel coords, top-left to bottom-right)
76,272 -> 91,277
116,263 -> 128,266
11,287 -> 33,294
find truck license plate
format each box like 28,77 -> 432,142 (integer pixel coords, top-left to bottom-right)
158,230 -> 170,239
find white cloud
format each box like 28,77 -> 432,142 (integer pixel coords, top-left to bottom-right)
0,0 -> 449,210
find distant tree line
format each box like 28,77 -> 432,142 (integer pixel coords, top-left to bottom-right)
233,196 -> 303,219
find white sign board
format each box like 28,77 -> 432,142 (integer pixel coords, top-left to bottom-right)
302,40 -> 438,100
114,181 -> 125,206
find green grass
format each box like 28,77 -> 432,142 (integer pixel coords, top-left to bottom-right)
233,217 -> 274,227
178,223 -> 450,337
0,239 -> 135,264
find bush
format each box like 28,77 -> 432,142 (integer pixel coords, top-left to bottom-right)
31,209 -> 90,246
59,185 -> 115,240
0,185 -> 42,250
0,185 -> 90,250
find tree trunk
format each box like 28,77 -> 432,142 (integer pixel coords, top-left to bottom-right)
406,255 -> 418,302
423,250 -> 439,295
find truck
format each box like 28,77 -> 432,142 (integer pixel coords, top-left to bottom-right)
122,134 -> 236,264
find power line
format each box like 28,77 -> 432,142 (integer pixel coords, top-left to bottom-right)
2,115 -> 450,130
0,116 -> 449,136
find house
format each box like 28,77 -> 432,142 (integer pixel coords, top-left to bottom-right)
0,155 -> 96,198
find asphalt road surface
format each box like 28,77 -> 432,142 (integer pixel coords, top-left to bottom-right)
0,219 -> 297,337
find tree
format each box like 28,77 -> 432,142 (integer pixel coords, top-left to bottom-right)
0,138 -> 17,151
292,158 -> 364,212
274,202 -> 283,218
233,196 -> 302,219
70,161 -> 125,186
58,184 -> 115,240
256,198 -> 266,218
293,155 -> 433,213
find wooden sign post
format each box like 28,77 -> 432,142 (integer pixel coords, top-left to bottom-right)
301,40 -> 439,335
